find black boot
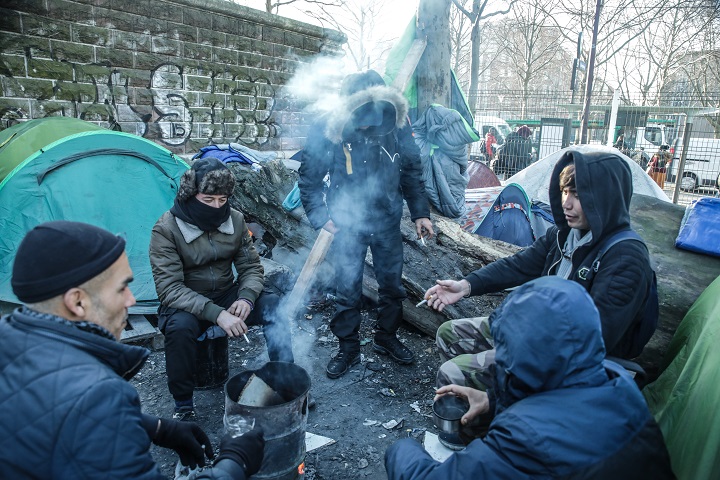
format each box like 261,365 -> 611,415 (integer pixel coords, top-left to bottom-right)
373,334 -> 415,364
326,350 -> 360,379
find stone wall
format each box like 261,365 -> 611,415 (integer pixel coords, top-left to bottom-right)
0,0 -> 345,154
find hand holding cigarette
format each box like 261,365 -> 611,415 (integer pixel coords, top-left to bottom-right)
416,294 -> 434,308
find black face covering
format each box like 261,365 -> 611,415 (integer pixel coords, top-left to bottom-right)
171,196 -> 231,232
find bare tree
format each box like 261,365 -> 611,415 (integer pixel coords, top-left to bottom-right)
449,1 -> 473,90
304,0 -> 394,72
450,0 -> 518,114
492,0 -> 568,117
613,0 -> 715,106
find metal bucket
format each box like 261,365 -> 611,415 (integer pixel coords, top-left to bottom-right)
225,362 -> 311,480
194,336 -> 228,390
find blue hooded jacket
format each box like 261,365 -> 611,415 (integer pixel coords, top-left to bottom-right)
385,277 -> 674,480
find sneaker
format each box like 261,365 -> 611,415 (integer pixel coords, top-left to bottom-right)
326,351 -> 360,379
438,431 -> 466,451
172,406 -> 196,421
373,335 -> 415,364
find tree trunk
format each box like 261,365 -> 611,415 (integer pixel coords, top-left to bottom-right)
417,0 -> 452,115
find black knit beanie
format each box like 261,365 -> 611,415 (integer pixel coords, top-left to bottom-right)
11,221 -> 126,303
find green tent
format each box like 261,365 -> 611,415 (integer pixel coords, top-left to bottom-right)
0,118 -> 189,311
643,275 -> 720,480
0,117 -> 105,182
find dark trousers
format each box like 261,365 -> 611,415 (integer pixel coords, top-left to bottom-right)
331,224 -> 406,353
159,287 -> 294,402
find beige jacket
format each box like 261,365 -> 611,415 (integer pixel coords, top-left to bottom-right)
149,208 -> 264,323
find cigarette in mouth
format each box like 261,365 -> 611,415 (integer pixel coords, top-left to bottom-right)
243,333 -> 250,343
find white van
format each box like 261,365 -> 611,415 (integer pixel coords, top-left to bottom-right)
668,138 -> 720,190
470,116 -> 512,162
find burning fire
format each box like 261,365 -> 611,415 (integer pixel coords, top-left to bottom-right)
297,462 -> 305,475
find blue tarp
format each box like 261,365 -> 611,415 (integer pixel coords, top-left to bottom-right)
675,198 -> 720,257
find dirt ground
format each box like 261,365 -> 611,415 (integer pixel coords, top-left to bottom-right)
132,292 -> 502,480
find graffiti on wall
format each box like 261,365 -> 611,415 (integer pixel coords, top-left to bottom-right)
1,59 -> 280,148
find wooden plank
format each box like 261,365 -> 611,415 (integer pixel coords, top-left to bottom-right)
281,228 -> 334,320
391,38 -> 427,92
121,314 -> 160,343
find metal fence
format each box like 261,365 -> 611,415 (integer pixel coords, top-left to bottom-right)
468,89 -> 720,205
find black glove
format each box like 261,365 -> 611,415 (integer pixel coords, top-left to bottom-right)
214,427 -> 265,476
153,417 -> 214,469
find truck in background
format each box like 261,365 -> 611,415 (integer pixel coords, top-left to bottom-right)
668,137 -> 720,191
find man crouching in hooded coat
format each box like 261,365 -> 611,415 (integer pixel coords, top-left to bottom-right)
298,70 -> 434,378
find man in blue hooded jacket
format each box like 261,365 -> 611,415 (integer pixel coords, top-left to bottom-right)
299,70 -> 433,378
385,277 -> 675,479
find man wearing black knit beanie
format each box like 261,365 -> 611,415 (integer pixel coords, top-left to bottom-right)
0,220 -> 264,479
150,157 -> 294,420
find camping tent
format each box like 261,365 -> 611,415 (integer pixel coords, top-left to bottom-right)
0,118 -> 189,310
459,183 -> 536,247
507,145 -> 670,205
0,117 -> 105,182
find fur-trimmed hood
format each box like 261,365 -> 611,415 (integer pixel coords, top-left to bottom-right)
325,85 -> 409,143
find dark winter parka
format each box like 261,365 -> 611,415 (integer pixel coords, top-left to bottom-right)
465,149 -> 654,358
0,307 -> 159,479
298,76 -> 430,233
0,307 -> 245,479
385,277 -> 675,480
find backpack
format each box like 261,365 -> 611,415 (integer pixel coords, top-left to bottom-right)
576,230 -> 659,358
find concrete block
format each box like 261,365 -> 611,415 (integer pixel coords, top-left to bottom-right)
71,24 -> 113,47
262,26 -> 284,44
211,14 -> 237,35
113,31 -> 152,53
284,31 -> 306,50
0,55 -> 27,77
186,75 -> 211,93
2,77 -> 54,100
239,52 -> 262,69
50,39 -> 93,63
151,70 -> 183,90
183,6 -> 212,30
213,77 -> 237,94
54,80 -> 96,102
47,0 -> 93,24
184,43 -> 212,61
0,97 -> 31,118
213,47 -> 237,66
167,21 -> 197,43
152,37 -> 182,56
94,47 -> 133,69
198,93 -> 225,108
29,99 -> 66,118
250,39 -> 273,57
27,58 -> 74,81
0,32 -> 52,58
134,52 -> 173,71
0,8 -> 22,34
3,0 -> 48,15
198,27 -> 226,47
238,22 -> 262,40
73,63 -> 110,83
226,33 -> 251,53
78,102 -> 116,122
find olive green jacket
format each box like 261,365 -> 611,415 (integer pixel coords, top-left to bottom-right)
149,209 -> 264,323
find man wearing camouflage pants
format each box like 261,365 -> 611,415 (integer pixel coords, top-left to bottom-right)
427,148 -> 655,391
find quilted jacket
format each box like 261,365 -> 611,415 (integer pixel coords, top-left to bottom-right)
464,148 -> 654,358
0,307 -> 245,479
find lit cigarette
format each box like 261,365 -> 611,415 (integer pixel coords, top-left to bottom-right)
420,236 -> 426,246
416,295 -> 433,308
243,333 -> 250,343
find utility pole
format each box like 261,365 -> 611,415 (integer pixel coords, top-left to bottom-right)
580,0 -> 603,144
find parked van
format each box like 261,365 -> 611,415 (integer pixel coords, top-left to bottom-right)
668,138 -> 720,190
470,116 -> 512,162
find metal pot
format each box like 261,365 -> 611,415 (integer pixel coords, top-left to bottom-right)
432,395 -> 469,434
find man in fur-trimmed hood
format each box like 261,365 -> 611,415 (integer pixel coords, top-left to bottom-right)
298,70 -> 433,378
149,158 -> 294,420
